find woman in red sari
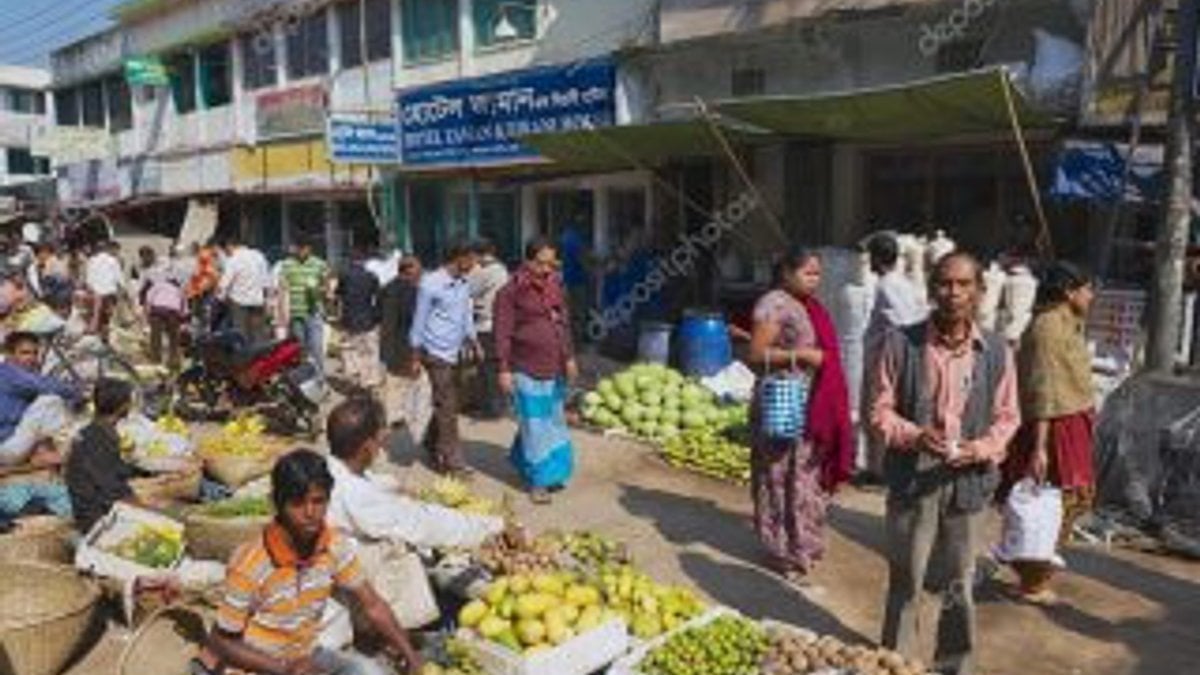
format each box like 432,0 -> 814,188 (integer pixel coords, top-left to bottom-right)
748,248 -> 854,585
1001,261 -> 1096,604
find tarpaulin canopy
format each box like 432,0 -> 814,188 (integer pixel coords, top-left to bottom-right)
1049,140 -> 1164,204
520,118 -> 773,173
713,67 -> 1053,143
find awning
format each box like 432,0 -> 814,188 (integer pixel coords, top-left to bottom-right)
713,67 -> 1054,143
520,119 -> 772,173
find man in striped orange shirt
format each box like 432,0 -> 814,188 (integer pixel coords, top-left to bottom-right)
197,450 -> 421,675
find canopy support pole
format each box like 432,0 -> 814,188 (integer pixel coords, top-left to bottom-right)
694,97 -> 790,247
1000,70 -> 1054,258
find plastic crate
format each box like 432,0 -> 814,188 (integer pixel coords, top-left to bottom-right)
75,503 -> 185,583
462,618 -> 629,675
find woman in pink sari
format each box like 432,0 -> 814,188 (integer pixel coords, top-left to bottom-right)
748,248 -> 854,584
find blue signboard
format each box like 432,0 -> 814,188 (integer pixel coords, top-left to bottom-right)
328,118 -> 400,164
397,58 -> 616,167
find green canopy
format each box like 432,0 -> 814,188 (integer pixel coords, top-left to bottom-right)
714,67 -> 1053,143
520,119 -> 772,173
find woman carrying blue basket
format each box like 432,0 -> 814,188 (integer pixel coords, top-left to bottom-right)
494,237 -> 579,505
748,248 -> 854,585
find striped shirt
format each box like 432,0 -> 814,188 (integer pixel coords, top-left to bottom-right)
278,257 -> 329,319
215,522 -> 364,661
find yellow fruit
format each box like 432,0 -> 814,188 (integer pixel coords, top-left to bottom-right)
495,628 -> 521,652
516,619 -> 546,646
458,600 -> 488,628
497,597 -> 516,620
515,593 -> 553,620
565,585 -> 600,607
575,605 -> 604,632
478,616 -> 510,640
485,579 -> 509,605
510,574 -> 532,594
532,573 -> 564,596
524,644 -> 551,657
631,613 -> 663,639
420,665 -> 444,675
560,604 -> 580,624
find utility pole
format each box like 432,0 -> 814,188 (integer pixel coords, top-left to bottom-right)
1147,0 -> 1200,372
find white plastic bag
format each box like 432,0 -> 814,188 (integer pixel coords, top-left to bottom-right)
995,479 -> 1064,565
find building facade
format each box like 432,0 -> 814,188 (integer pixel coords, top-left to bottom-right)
0,65 -> 52,189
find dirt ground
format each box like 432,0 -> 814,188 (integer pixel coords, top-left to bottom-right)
67,415 -> 1199,675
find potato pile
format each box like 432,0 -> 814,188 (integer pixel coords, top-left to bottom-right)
476,526 -> 564,576
762,627 -> 927,675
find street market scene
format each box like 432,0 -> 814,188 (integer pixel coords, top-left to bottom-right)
0,1 -> 1197,674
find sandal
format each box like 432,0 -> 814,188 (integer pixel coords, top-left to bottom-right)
529,488 -> 552,505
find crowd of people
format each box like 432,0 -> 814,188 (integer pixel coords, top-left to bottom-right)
0,225 -> 1101,675
745,237 -> 1098,675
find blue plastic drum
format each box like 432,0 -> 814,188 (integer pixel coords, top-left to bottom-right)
678,311 -> 733,377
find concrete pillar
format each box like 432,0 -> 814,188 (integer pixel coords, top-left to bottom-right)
520,184 -> 538,243
594,182 -> 611,257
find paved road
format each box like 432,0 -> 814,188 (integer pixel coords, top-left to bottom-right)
70,415 -> 1200,674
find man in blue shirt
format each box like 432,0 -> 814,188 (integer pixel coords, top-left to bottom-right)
408,241 -> 479,476
0,331 -> 82,467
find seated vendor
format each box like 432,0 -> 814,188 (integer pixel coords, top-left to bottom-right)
0,330 -> 81,467
0,267 -> 65,339
326,396 -> 504,550
198,450 -> 423,675
64,377 -> 141,533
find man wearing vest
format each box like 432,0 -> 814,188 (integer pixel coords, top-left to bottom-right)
868,252 -> 1020,675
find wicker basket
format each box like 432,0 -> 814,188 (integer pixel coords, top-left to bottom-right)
200,438 -> 291,488
131,461 -> 203,504
0,563 -> 101,675
183,511 -> 272,563
118,604 -> 211,675
0,516 -> 74,565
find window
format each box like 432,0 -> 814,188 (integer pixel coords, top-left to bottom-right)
80,81 -> 105,127
199,43 -> 232,108
241,33 -> 278,91
365,0 -> 392,61
339,0 -> 392,69
8,88 -> 45,115
731,68 -> 765,97
168,52 -> 197,114
287,12 -> 329,79
54,89 -> 80,125
401,0 -> 458,64
105,76 -> 133,132
7,147 -> 49,175
474,0 -> 536,49
337,1 -> 363,69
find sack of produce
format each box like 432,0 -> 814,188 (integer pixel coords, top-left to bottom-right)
198,415 -> 288,488
183,496 -> 273,563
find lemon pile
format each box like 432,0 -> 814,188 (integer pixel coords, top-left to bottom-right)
201,415 -> 268,456
594,565 -> 706,639
458,572 -> 612,655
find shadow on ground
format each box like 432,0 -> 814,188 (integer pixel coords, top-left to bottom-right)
1045,549 -> 1200,675
619,483 -> 762,563
385,426 -> 524,490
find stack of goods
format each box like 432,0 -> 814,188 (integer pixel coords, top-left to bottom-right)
418,477 -> 503,516
592,564 -> 706,639
118,413 -> 194,471
106,523 -> 185,570
660,428 -> 752,485
550,531 -> 631,571
457,572 -> 611,654
198,415 -> 282,487
638,613 -> 769,675
476,527 -> 564,576
580,364 -> 749,443
762,625 -> 926,675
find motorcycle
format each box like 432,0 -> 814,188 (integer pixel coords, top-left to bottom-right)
173,331 -> 324,437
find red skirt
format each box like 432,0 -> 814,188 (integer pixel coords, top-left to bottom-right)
1002,410 -> 1096,495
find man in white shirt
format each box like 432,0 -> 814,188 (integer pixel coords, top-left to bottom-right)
861,232 -> 928,481
216,237 -> 271,343
466,238 -> 510,419
85,240 -> 126,339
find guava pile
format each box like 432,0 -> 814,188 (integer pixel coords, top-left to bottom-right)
581,364 -> 747,442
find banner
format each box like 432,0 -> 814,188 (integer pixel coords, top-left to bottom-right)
257,84 -> 327,141
30,126 -> 115,165
397,58 -> 616,166
328,118 -> 400,164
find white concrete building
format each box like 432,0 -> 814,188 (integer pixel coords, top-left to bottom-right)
0,65 -> 52,189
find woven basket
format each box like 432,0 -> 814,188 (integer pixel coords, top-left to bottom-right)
131,461 -> 203,504
183,511 -> 272,563
0,563 -> 101,675
0,516 -> 74,565
200,438 -> 291,488
118,604 -> 211,675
